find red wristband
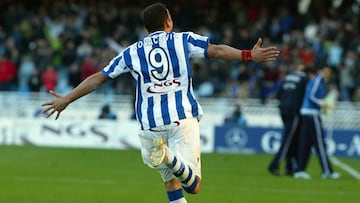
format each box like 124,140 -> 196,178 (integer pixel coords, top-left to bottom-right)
245,50 -> 252,62
241,50 -> 245,61
241,50 -> 252,62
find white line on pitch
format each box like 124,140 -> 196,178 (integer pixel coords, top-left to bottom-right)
331,157 -> 360,180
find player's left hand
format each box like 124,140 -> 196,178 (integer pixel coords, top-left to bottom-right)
251,38 -> 280,62
321,103 -> 329,114
41,90 -> 69,120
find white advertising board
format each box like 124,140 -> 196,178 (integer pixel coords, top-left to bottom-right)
5,118 -> 215,152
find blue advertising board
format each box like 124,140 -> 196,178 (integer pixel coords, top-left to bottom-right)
214,126 -> 360,159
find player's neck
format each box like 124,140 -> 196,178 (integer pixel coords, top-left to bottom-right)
163,27 -> 172,32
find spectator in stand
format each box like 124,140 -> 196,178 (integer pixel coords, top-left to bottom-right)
76,37 -> 94,61
327,40 -> 343,69
4,35 -> 20,65
81,53 -> 100,80
33,38 -> 53,71
57,39 -> 77,92
278,7 -> 294,34
68,63 -> 82,88
18,54 -> 35,92
261,63 -> 281,102
98,104 -> 117,120
224,104 -> 247,127
28,68 -> 41,92
44,14 -> 65,39
41,64 -> 58,92
298,45 -> 315,66
0,53 -> 17,91
339,50 -> 357,101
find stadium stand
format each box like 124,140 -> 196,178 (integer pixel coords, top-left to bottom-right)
0,0 -> 360,102
0,0 -> 359,129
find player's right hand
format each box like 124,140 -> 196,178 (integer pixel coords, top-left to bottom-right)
41,90 -> 69,120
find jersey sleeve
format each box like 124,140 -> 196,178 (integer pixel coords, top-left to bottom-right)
309,76 -> 325,106
186,32 -> 211,58
102,51 -> 130,79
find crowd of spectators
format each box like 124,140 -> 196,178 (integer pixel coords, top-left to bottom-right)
1,0 -> 360,103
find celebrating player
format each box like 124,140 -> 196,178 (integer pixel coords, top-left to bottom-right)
42,2 -> 280,202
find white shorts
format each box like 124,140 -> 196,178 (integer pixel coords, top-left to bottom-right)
138,117 -> 201,182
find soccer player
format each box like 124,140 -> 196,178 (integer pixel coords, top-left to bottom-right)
268,63 -> 308,176
293,66 -> 340,179
42,2 -> 280,202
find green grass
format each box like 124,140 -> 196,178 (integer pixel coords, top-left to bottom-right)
0,146 -> 359,203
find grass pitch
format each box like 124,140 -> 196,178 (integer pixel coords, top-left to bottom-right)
0,145 -> 359,203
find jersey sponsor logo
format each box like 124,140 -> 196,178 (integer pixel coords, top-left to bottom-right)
146,78 -> 181,94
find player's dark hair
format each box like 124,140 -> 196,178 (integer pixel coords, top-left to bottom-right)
141,2 -> 168,33
304,66 -> 317,75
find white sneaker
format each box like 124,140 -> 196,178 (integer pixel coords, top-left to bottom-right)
322,172 -> 341,179
150,137 -> 167,167
294,171 -> 312,179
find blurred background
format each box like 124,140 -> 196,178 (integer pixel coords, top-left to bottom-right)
0,0 -> 359,152
0,0 -> 359,100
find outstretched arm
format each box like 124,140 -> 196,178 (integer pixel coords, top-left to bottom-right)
42,71 -> 108,120
207,38 -> 280,62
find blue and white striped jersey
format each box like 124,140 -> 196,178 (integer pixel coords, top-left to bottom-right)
300,73 -> 327,115
102,31 -> 210,130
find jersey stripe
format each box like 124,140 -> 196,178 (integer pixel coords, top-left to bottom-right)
182,34 -> 198,116
147,97 -> 156,128
187,84 -> 198,116
123,48 -> 132,69
103,55 -> 122,75
182,34 -> 192,77
175,90 -> 186,119
133,76 -> 144,129
125,49 -> 144,129
167,34 -> 180,78
137,46 -> 151,83
161,94 -> 171,124
188,35 -> 208,49
135,72 -> 144,129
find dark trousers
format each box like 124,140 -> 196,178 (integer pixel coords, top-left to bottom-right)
296,114 -> 334,174
268,109 -> 300,172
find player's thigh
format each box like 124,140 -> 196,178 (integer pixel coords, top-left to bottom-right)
169,117 -> 201,177
138,128 -> 164,169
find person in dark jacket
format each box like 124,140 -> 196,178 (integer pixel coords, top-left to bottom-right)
268,63 -> 308,176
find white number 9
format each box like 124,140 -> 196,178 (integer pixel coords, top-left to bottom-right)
149,47 -> 169,80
